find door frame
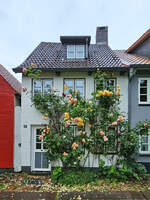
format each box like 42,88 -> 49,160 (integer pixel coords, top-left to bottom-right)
31,126 -> 51,171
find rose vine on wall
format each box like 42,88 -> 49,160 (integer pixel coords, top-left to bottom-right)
22,65 -> 150,169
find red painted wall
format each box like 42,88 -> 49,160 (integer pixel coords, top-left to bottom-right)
0,75 -> 14,168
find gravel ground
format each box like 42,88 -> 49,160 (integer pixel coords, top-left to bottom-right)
0,173 -> 150,199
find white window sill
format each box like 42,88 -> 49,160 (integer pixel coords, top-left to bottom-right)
138,103 -> 150,105
139,152 -> 150,155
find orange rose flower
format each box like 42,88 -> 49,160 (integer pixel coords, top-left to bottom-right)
100,131 -> 105,136
63,152 -> 68,156
118,116 -> 124,122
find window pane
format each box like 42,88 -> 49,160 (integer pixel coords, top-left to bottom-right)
140,88 -> 147,95
76,45 -> 84,51
141,144 -> 148,151
67,45 -> 75,58
35,152 -> 41,168
34,80 -> 42,93
35,152 -> 49,169
75,80 -> 84,97
76,45 -> 84,58
64,80 -> 74,94
75,80 -> 84,87
64,79 -> 74,97
140,80 -> 147,87
68,52 -> 75,58
107,80 -> 115,87
142,136 -> 148,143
42,153 -> 49,168
36,143 -> 41,149
76,52 -> 84,58
65,80 -> 74,88
43,80 -> 53,94
140,79 -> 147,102
36,129 -> 41,136
141,135 -> 149,152
36,136 -> 41,142
106,79 -> 115,90
140,95 -> 147,102
67,45 -> 75,51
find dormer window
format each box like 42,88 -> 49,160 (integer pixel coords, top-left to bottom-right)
60,36 -> 91,60
67,45 -> 85,59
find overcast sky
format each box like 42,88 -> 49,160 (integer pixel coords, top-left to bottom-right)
0,0 -> 150,81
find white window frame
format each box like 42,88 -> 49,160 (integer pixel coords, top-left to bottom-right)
67,45 -> 85,59
105,79 -> 116,91
31,126 -> 51,171
139,134 -> 150,154
33,78 -> 53,95
138,78 -> 150,104
95,78 -> 116,91
64,78 -> 85,98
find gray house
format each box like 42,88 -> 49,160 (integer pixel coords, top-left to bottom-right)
13,27 -> 150,172
115,29 -> 150,171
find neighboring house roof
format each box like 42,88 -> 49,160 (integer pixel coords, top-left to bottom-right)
13,42 -> 126,73
126,29 -> 150,53
0,64 -> 22,94
114,50 -> 150,66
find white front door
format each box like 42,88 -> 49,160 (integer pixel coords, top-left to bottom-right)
32,127 -> 51,171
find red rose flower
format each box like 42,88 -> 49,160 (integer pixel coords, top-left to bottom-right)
62,92 -> 66,97
22,87 -> 27,92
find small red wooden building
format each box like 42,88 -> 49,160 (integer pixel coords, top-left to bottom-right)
0,64 -> 21,171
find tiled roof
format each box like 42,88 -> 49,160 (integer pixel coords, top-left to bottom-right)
13,42 -> 126,73
114,50 -> 150,66
126,29 -> 150,53
0,64 -> 22,94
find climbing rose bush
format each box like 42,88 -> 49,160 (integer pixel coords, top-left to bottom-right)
23,65 -> 149,169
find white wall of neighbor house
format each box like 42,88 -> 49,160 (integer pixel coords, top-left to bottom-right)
14,105 -> 21,172
21,72 -> 128,169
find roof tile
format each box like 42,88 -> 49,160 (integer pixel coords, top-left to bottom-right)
13,42 -> 124,73
0,64 -> 22,94
114,50 -> 150,66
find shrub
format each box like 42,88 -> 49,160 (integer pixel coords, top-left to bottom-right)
51,168 -> 98,186
51,167 -> 63,184
98,159 -> 147,182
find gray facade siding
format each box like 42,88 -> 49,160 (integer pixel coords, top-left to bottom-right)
132,37 -> 150,59
129,74 -> 150,128
129,71 -> 150,168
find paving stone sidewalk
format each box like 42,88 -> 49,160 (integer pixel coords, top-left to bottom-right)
0,191 -> 150,200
